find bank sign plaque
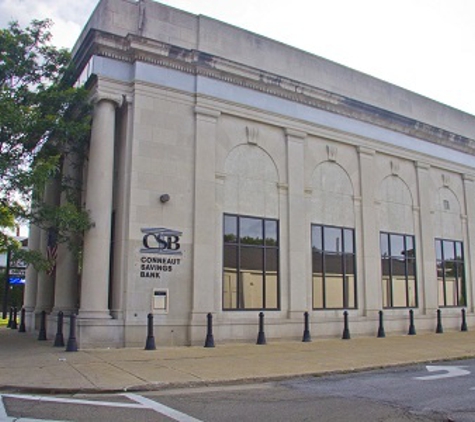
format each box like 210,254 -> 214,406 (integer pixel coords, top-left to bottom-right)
139,227 -> 182,278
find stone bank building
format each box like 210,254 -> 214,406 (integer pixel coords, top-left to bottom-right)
24,0 -> 475,347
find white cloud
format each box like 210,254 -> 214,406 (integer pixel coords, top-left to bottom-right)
0,0 -> 98,48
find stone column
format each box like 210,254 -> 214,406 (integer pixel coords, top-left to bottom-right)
79,94 -> 122,319
285,129 -> 308,317
111,96 -> 133,319
23,221 -> 41,329
35,178 -> 61,314
190,106 -> 220,325
416,162 -> 437,313
463,174 -> 475,312
52,153 -> 81,315
357,147 -> 379,314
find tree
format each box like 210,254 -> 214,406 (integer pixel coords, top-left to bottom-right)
0,19 -> 91,270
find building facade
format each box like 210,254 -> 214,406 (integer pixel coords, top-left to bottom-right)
24,0 -> 475,347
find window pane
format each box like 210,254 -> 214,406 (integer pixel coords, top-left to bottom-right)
380,233 -> 389,257
313,275 -> 324,308
445,278 -> 456,306
458,276 -> 466,306
438,278 -> 445,307
265,275 -> 278,309
455,242 -> 463,260
407,277 -> 417,307
436,262 -> 444,279
406,236 -> 415,258
223,270 -> 238,309
344,229 -> 354,253
391,258 -> 406,277
265,220 -> 278,246
455,262 -> 464,280
265,248 -> 278,272
392,277 -> 407,307
325,254 -> 343,276
443,240 -> 455,260
444,262 -> 456,279
345,274 -> 356,309
240,246 -> 263,272
381,258 -> 390,276
344,254 -> 355,275
224,245 -> 237,270
382,276 -> 391,308
224,215 -> 237,243
312,250 -> 323,274
407,259 -> 416,277
240,217 -> 263,245
325,277 -> 344,308
435,240 -> 443,261
241,271 -> 263,309
324,227 -> 342,253
390,235 -> 405,258
312,225 -> 322,250
240,247 -> 263,309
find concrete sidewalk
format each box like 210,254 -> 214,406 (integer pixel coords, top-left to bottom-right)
1,327 -> 475,394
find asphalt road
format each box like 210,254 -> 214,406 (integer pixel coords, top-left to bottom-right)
4,359 -> 475,421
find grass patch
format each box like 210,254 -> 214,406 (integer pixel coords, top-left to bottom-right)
0,318 -> 8,327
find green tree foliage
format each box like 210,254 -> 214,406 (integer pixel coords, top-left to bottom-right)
0,19 -> 91,269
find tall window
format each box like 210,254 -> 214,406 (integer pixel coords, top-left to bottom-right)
436,239 -> 466,307
380,232 -> 417,308
223,214 -> 279,310
311,225 -> 356,309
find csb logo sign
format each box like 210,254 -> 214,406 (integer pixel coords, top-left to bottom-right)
140,227 -> 182,255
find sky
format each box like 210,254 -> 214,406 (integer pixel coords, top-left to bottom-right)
1,0 -> 475,116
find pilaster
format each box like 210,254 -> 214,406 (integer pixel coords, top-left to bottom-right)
357,146 -> 379,314
463,174 -> 475,312
285,128 -> 308,317
191,106 -> 221,321
416,162 -> 437,313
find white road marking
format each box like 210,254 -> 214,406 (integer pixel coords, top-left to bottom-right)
1,393 -> 144,409
0,395 -> 9,420
414,365 -> 471,380
124,393 -> 203,422
0,394 -> 67,421
0,393 -> 203,422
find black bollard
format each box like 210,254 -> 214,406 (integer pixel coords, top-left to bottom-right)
65,314 -> 78,352
461,308 -> 468,332
18,307 -> 26,333
38,310 -> 47,341
342,311 -> 351,340
54,311 -> 65,347
377,310 -> 386,338
204,313 -> 215,348
436,309 -> 443,334
11,307 -> 18,330
256,312 -> 267,345
145,313 -> 156,350
302,311 -> 311,342
408,309 -> 416,335
7,307 -> 13,328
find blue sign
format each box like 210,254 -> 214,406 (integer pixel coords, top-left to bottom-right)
9,277 -> 25,285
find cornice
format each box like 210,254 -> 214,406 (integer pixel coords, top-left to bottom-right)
75,30 -> 475,157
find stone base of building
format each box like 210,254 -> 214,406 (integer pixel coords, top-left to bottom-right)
76,318 -> 125,348
21,310 -> 475,348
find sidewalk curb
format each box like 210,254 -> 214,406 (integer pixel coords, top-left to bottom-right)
2,355 -> 475,396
